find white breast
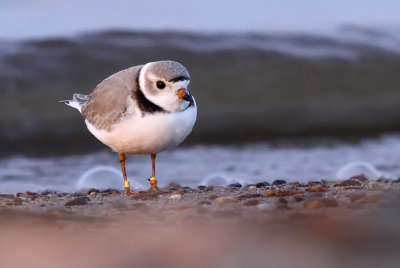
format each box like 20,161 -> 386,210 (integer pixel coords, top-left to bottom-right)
86,104 -> 197,155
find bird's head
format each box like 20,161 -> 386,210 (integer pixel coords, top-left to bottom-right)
138,61 -> 194,112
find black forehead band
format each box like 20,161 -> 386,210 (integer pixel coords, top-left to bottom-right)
169,76 -> 190,82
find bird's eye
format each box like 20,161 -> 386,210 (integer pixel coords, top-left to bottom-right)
156,81 -> 166,89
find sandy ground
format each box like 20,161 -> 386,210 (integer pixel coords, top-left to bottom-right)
1,178 -> 400,268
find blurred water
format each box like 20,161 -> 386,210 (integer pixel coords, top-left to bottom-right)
0,134 -> 399,194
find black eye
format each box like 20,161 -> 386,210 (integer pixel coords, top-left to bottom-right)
156,81 -> 166,89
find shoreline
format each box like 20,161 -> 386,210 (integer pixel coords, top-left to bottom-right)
1,177 -> 400,268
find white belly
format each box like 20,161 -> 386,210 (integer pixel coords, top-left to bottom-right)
86,106 -> 197,155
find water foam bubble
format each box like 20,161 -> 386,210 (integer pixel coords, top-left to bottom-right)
76,165 -> 145,190
336,161 -> 382,180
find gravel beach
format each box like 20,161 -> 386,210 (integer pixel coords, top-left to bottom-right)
1,177 -> 400,268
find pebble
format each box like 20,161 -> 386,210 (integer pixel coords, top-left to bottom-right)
349,175 -> 369,182
304,198 -> 338,209
367,182 -> 391,191
305,187 -> 325,193
164,182 -> 182,191
237,194 -> 264,200
248,186 -> 257,190
228,183 -> 242,188
266,189 -> 301,197
244,199 -> 260,206
334,179 -> 362,187
87,188 -> 100,195
65,197 -> 90,207
197,185 -> 207,190
294,196 -> 305,202
304,200 -> 324,209
214,197 -> 238,204
272,180 -> 287,186
278,197 -> 288,204
265,189 -> 276,197
256,181 -> 270,188
170,194 -> 182,199
198,200 -> 212,205
308,181 -> 323,187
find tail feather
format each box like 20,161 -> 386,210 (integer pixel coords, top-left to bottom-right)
60,93 -> 89,112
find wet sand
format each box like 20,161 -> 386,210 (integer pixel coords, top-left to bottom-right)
1,178 -> 400,268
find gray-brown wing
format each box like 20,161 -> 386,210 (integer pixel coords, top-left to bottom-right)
81,65 -> 142,131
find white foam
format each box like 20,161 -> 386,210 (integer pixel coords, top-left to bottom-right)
76,165 -> 145,190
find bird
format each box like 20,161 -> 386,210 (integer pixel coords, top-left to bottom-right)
61,61 -> 197,194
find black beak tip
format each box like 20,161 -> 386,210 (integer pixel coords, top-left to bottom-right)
183,93 -> 192,102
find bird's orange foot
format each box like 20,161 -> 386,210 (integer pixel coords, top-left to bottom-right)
123,181 -> 138,195
147,177 -> 167,193
124,188 -> 138,195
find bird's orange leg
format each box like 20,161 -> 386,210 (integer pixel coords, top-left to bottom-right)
147,153 -> 164,192
119,153 -> 136,194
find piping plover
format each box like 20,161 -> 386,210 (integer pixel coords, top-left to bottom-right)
61,61 -> 197,193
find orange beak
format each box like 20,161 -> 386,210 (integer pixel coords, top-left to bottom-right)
176,88 -> 192,102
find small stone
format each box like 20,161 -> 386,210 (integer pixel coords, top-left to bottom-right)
294,196 -> 305,202
305,186 -> 325,193
257,203 -> 275,210
249,186 -> 257,190
197,185 -> 207,190
87,188 -> 100,195
368,182 -> 391,191
304,200 -> 325,209
256,181 -> 270,188
272,180 -> 286,186
350,175 -> 368,182
164,182 -> 182,191
0,194 -> 14,198
198,200 -> 211,205
13,197 -> 23,205
170,194 -> 182,199
228,183 -> 242,188
206,186 -> 215,191
319,198 -> 338,207
307,192 -> 324,198
276,189 -> 301,197
265,189 -> 276,197
65,197 -> 90,207
244,199 -> 260,206
238,194 -> 264,200
308,181 -> 323,187
101,189 -> 121,194
334,179 -> 362,187
26,191 -> 38,196
214,197 -> 238,204
278,197 -> 288,204
171,189 -> 184,195
208,195 -> 218,200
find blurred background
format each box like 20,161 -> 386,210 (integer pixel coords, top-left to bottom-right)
0,0 -> 400,193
